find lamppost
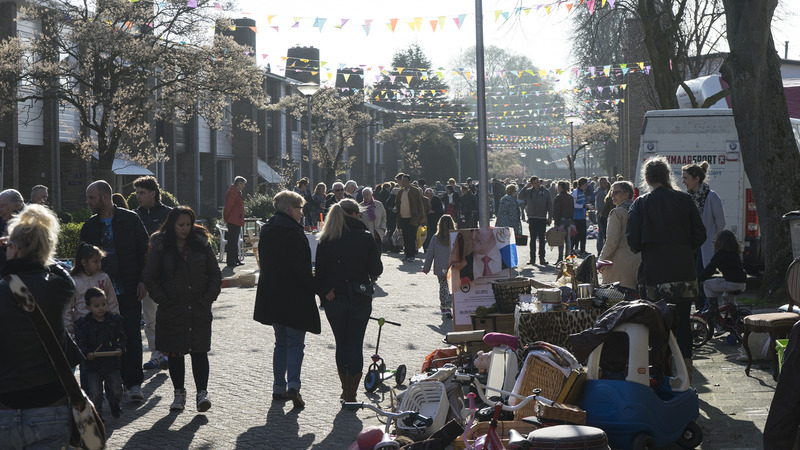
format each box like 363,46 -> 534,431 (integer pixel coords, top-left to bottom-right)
520,152 -> 527,180
565,112 -> 581,181
454,132 -> 465,183
297,82 -> 320,185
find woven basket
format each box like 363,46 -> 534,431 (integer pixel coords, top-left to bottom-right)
491,278 -> 532,313
534,402 -> 587,424
512,356 -> 567,420
545,228 -> 566,247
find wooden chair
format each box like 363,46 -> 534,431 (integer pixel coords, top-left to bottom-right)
743,258 -> 800,380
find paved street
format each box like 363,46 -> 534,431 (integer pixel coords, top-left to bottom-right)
98,234 -> 779,449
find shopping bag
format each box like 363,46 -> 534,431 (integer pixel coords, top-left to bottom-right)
416,225 -> 427,249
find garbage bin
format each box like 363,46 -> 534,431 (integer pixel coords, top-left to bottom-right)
782,211 -> 800,259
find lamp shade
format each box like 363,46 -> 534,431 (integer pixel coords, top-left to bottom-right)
453,132 -> 465,140
297,82 -> 320,96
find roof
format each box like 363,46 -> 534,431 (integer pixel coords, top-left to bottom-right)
111,158 -> 153,176
257,158 -> 283,183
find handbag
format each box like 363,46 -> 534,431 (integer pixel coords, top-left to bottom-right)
5,274 -> 107,450
348,279 -> 374,301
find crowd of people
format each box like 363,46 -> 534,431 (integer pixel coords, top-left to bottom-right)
0,154 -> 744,448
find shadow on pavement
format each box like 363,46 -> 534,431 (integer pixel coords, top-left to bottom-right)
122,412 -> 208,449
236,402 -> 316,449
311,408 -> 365,449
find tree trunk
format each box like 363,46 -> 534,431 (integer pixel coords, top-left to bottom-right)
721,0 -> 800,294
637,0 -> 682,109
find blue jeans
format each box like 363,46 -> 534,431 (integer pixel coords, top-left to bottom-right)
85,367 -> 123,414
0,405 -> 71,450
272,324 -> 306,393
324,294 -> 372,376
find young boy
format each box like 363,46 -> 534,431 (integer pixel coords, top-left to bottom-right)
75,287 -> 126,418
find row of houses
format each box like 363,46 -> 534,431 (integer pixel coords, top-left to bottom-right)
0,7 -> 396,216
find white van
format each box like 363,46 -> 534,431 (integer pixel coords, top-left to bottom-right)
634,108 -> 800,275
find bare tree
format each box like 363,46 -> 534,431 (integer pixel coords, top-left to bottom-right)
720,0 -> 800,291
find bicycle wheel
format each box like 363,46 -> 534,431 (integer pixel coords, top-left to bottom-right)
691,316 -> 711,348
731,308 -> 753,343
364,369 -> 381,393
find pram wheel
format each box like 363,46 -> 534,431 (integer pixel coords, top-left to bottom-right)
690,317 -> 710,348
395,365 -> 407,385
632,434 -> 655,450
364,369 -> 380,393
676,421 -> 703,448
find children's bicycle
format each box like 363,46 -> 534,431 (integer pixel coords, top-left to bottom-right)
342,402 -> 433,449
691,291 -> 752,348
364,317 -> 407,393
455,373 -> 552,450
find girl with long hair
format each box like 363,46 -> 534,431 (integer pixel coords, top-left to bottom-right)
142,206 -> 222,412
422,214 -> 457,318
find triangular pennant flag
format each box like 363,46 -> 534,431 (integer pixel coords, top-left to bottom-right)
187,0 -> 196,8
545,6 -> 551,14
340,19 -> 349,27
589,66 -> 596,76
397,67 -> 405,74
268,15 -> 276,24
609,0 -> 615,7
587,0 -> 596,14
311,71 -> 318,76
638,62 -> 645,70
454,14 -> 466,29
249,26 -> 257,33
327,72 -> 333,81
566,3 -> 574,12
414,17 -> 422,31
261,54 -> 268,59
603,65 -> 611,76
407,21 -> 416,31
343,74 -> 350,82
390,75 -> 396,83
271,26 -> 279,32
363,19 -> 373,36
429,20 -> 438,31
438,16 -> 445,29
494,10 -> 503,22
291,21 -> 299,28
313,18 -> 326,31
602,0 -> 607,6
389,18 -> 398,32
213,2 -> 222,11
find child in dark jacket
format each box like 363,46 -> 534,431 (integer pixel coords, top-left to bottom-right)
75,287 -> 126,419
698,230 -> 747,331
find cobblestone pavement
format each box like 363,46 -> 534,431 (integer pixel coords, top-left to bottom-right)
99,234 -> 778,449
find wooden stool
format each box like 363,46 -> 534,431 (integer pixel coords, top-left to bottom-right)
743,258 -> 800,380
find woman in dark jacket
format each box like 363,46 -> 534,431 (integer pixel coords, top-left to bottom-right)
253,190 -> 320,409
315,199 -> 383,402
143,206 -> 222,412
309,182 -> 327,227
0,205 -> 74,448
626,156 -> 706,368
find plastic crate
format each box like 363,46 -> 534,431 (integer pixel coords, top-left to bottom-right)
777,339 -> 789,374
396,381 -> 449,440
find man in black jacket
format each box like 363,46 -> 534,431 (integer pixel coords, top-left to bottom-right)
80,180 -> 149,400
133,176 -> 172,372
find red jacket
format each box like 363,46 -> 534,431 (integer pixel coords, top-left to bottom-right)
223,185 -> 244,226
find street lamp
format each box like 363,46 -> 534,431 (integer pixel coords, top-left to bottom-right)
454,132 -> 465,183
297,82 -> 320,185
520,152 -> 527,180
565,112 -> 582,181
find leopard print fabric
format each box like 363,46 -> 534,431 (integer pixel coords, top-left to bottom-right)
515,309 -> 604,354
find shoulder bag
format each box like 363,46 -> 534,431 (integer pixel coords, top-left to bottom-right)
5,274 -> 106,450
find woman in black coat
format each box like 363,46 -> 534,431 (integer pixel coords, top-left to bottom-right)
626,156 -> 706,366
0,205 -> 74,448
315,199 -> 383,402
253,190 -> 321,409
143,206 -> 222,412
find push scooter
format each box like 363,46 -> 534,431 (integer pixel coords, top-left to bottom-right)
364,317 -> 407,393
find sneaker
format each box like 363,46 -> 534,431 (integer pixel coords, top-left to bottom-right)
143,358 -> 161,370
272,392 -> 290,402
287,389 -> 305,409
196,390 -> 212,412
128,385 -> 144,401
170,389 -> 186,411
110,403 -> 121,419
158,356 -> 169,370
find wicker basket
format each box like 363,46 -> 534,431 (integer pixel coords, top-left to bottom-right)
512,355 -> 567,420
491,278 -> 532,313
534,402 -> 587,424
545,228 -> 566,247
396,381 -> 449,440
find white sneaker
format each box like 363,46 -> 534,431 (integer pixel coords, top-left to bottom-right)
170,389 -> 186,411
128,385 -> 144,401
